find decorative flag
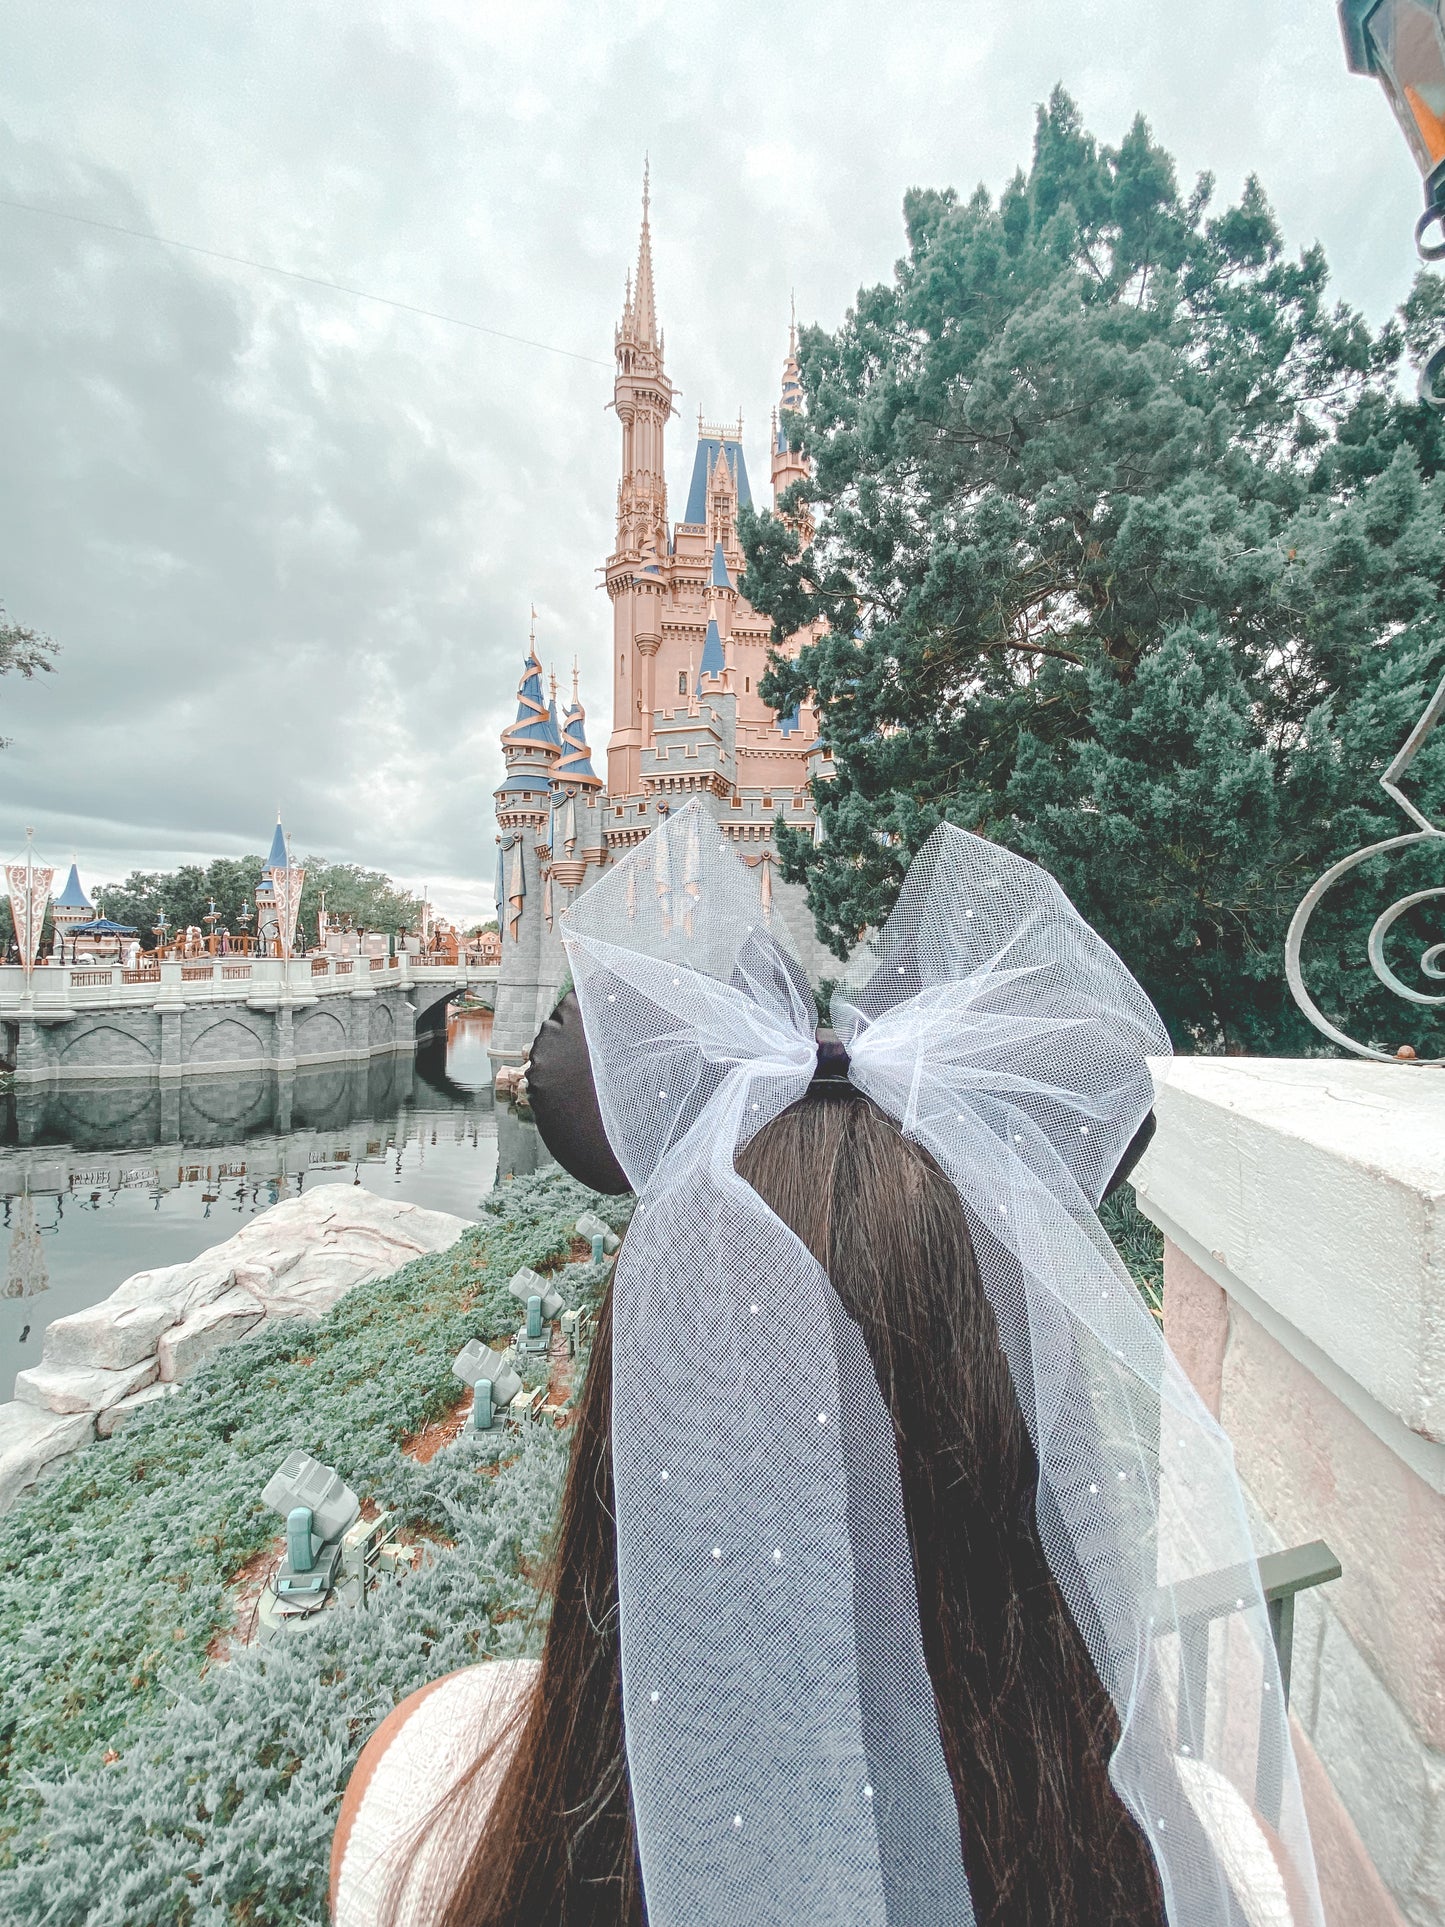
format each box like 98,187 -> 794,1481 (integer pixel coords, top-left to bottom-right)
507,838 -> 526,942
653,812 -> 673,936
4,1195 -> 48,1300
5,853 -> 55,969
682,808 -> 702,937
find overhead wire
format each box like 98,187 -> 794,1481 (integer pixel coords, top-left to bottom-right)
0,193 -> 612,368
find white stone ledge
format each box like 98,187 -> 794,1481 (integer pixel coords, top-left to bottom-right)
1135,1058 -> 1445,1446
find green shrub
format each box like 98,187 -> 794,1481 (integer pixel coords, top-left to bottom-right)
0,1169 -> 628,1924
1099,1183 -> 1164,1320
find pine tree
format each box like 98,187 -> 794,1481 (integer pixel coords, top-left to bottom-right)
744,90 -> 1445,1054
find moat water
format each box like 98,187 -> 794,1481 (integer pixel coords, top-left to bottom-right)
0,1010 -> 550,1389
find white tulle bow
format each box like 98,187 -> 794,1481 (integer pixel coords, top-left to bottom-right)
561,802 -> 1322,1927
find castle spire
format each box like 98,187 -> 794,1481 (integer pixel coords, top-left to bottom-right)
607,164 -> 676,793
772,301 -> 811,528
632,158 -> 658,347
501,623 -> 562,758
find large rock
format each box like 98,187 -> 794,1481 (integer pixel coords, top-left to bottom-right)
0,1402 -> 95,1513
3,1187 -> 474,1511
100,1187 -> 472,1324
157,1288 -> 264,1383
14,1355 -> 158,1416
43,1298 -> 180,1371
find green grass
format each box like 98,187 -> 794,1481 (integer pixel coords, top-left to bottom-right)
0,1167 -> 627,1926
1099,1182 -> 1165,1320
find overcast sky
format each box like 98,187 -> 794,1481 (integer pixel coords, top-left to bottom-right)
0,0 -> 1427,922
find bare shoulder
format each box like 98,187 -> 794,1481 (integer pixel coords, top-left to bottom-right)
331,1658 -> 540,1927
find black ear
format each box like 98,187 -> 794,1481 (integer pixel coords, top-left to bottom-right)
1103,1111 -> 1156,1200
526,990 -> 632,1195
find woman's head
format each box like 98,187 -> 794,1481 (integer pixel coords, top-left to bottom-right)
415,1082 -> 1165,1927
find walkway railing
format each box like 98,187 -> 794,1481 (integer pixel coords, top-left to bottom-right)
0,954 -> 497,1018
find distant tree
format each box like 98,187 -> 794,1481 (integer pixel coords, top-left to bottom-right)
297,861 -> 422,943
743,90 -> 1445,1055
466,919 -> 500,937
0,603 -> 59,750
101,858 -> 264,946
94,855 -> 419,950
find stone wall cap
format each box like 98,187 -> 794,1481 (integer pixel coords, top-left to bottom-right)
1146,1057 -> 1445,1199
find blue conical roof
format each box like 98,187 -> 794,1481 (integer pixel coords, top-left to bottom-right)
502,647 -> 562,752
53,863 -> 92,910
710,541 -> 732,589
265,820 -> 288,869
683,438 -> 752,524
698,618 -> 726,686
557,700 -> 602,788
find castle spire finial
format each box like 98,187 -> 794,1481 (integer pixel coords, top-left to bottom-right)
629,159 -> 658,347
529,602 -> 537,649
572,656 -> 580,707
789,289 -> 797,354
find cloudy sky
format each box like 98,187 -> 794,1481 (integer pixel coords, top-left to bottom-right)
0,0 -> 1427,922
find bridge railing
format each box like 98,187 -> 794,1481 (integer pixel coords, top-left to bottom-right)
0,954 -> 498,1018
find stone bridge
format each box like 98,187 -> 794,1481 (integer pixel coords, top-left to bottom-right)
0,955 -> 497,1086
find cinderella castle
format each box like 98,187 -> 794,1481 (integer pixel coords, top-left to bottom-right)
488,177 -> 834,1067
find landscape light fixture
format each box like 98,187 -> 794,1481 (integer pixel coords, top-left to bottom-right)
508,1264 -> 564,1356
260,1449 -> 360,1617
454,1338 -> 523,1430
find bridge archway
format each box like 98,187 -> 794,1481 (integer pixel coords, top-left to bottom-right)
410,981 -> 494,1042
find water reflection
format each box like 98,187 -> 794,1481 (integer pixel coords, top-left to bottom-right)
0,1010 -> 552,1385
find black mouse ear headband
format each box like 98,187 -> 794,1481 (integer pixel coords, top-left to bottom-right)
527,987 -> 1155,1201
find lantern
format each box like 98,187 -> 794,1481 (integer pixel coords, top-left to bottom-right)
1342,0 -> 1445,403
1341,0 -> 1445,240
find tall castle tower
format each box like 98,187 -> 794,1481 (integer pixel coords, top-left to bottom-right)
489,178 -> 833,1068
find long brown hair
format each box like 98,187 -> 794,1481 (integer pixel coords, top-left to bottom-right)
406,1084 -> 1167,1925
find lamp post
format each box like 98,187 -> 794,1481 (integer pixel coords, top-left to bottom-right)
1341,0 -> 1445,401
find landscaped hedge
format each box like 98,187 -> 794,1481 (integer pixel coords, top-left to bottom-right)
0,1167 -> 627,1927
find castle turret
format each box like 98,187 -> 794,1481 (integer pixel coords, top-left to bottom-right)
51,862 -> 93,955
605,168 -> 677,799
547,664 -> 607,934
490,624 -> 564,1066
771,302 -> 812,538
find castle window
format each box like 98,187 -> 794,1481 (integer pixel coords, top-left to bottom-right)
822,747 -> 833,760
678,671 -> 687,695
731,796 -> 743,810
616,806 -> 624,818
793,794 -> 805,810
745,677 -> 751,693
762,796 -> 773,810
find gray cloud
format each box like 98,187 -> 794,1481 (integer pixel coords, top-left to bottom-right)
0,0 -> 1426,921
